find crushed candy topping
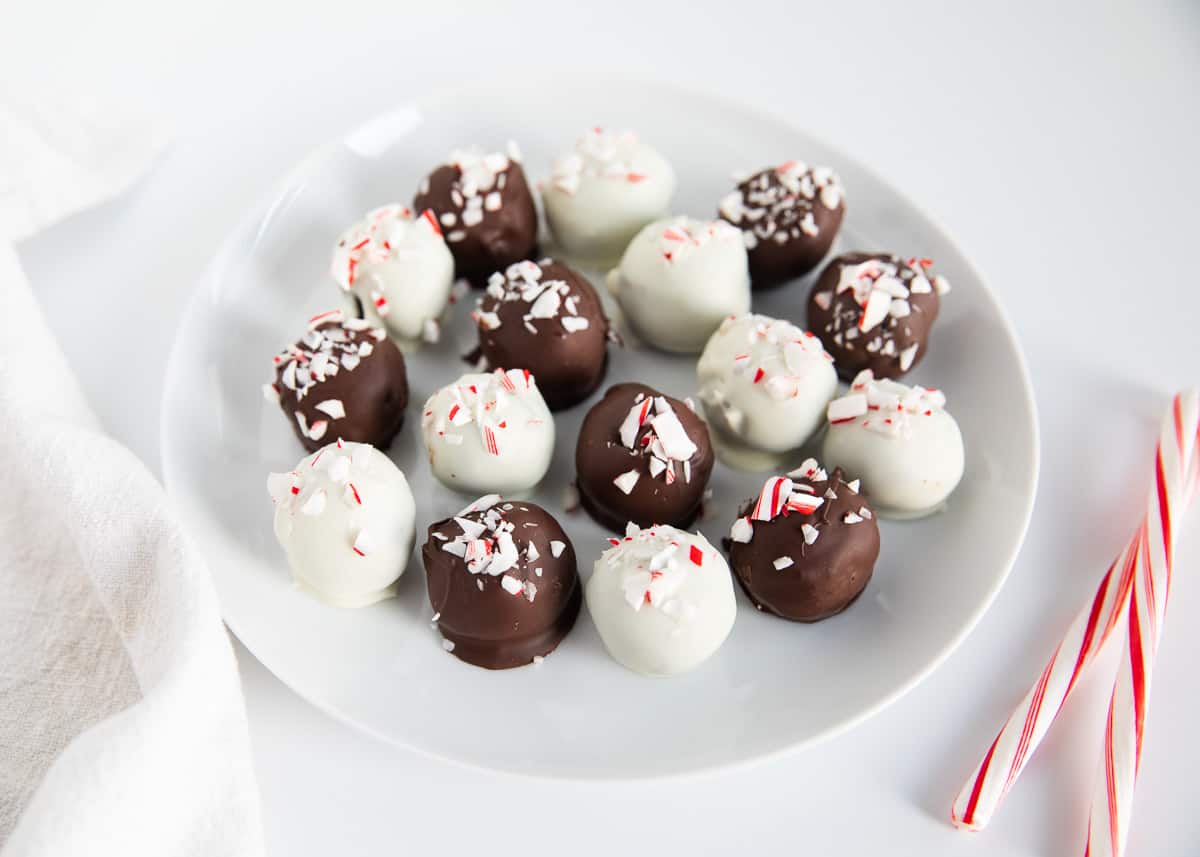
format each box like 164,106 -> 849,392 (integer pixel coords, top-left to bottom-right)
720,161 -> 843,251
549,128 -> 650,195
267,442 -> 380,556
810,255 -> 949,370
436,498 -> 546,602
825,369 -> 948,439
602,523 -> 703,620
421,369 -> 541,456
330,204 -> 442,290
613,392 -> 699,486
269,313 -> 388,440
476,259 -> 594,336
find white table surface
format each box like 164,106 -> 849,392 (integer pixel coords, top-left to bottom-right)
8,0 -> 1200,853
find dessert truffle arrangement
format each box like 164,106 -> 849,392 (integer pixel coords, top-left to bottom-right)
260,129 -> 966,674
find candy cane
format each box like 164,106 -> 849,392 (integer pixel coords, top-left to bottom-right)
951,390 -> 1200,832
1084,391 -> 1199,857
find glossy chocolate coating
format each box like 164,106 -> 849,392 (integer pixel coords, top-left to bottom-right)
728,468 -> 879,622
475,259 -> 609,410
575,383 -> 714,533
422,501 -> 581,670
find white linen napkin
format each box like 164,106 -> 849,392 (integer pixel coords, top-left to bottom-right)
0,80 -> 264,856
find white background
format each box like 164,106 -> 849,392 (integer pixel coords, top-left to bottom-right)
7,0 -> 1200,853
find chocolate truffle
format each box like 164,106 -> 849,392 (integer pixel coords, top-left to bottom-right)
541,128 -> 675,262
412,144 -> 537,286
586,523 -> 736,676
265,310 -> 408,453
421,369 -> 555,496
821,370 -> 964,518
727,461 -> 879,622
696,314 -> 838,458
268,440 -> 416,608
331,203 -> 453,346
474,258 -> 610,410
807,252 -> 951,380
718,161 -> 845,288
575,383 -> 714,532
606,217 -> 751,353
423,495 -> 582,669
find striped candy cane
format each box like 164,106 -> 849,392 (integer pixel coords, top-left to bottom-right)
1084,391 -> 1200,857
951,390 -> 1200,832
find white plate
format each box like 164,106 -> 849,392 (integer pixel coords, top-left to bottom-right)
161,75 -> 1038,779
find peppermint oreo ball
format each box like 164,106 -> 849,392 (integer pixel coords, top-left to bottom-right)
575,383 -> 714,532
265,311 -> 408,453
718,161 -> 845,288
474,259 -> 610,410
821,371 -> 964,518
727,462 -> 879,622
421,369 -> 555,496
268,440 -> 416,608
413,143 -> 538,286
807,252 -> 950,380
330,203 -> 453,346
587,523 -> 736,677
541,128 -> 675,263
606,217 -> 751,353
696,314 -> 837,457
423,495 -> 582,670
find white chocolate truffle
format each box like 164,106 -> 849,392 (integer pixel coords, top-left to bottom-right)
331,204 -> 454,344
607,217 -> 751,353
586,524 -> 736,677
697,314 -> 838,455
267,440 -> 416,607
820,370 -> 964,518
542,128 -> 675,262
421,368 -> 555,495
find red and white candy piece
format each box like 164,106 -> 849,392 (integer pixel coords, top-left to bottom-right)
950,391 -> 1199,846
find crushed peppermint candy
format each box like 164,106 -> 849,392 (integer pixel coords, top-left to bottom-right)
421,369 -> 540,456
773,556 -> 794,571
475,259 -> 596,336
270,313 -> 388,441
810,254 -> 946,369
719,162 -> 843,251
826,369 -> 948,439
268,442 -> 383,556
705,316 -> 834,422
730,463 -> 868,549
549,128 -> 650,195
434,500 -> 548,602
602,523 -> 704,617
330,204 -> 442,291
420,145 -> 521,242
656,217 -> 743,264
614,392 -> 699,487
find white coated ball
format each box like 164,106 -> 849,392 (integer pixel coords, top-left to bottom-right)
697,314 -> 838,455
331,204 -> 454,344
586,524 -> 736,677
268,441 -> 416,607
607,217 -> 751,354
542,128 -> 675,263
421,369 -> 555,495
820,372 -> 964,518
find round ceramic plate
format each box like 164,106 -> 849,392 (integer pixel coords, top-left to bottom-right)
161,76 -> 1038,779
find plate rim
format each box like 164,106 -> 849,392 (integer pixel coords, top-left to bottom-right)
160,71 -> 1041,781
